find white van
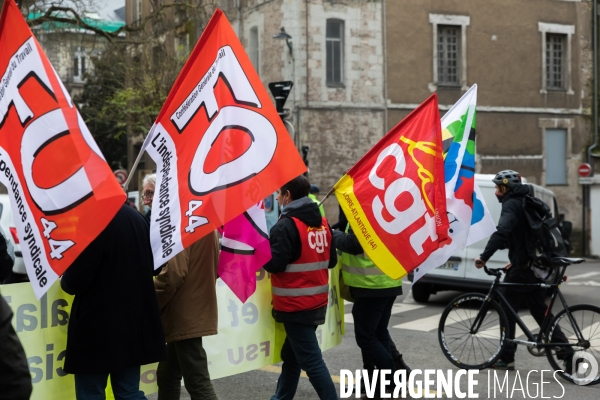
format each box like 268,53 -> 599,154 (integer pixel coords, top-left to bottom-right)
408,174 -> 567,302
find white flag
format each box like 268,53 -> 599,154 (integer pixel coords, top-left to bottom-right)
413,85 -> 495,282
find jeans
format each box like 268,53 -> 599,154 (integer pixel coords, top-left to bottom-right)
500,286 -> 571,363
157,337 -> 217,400
271,322 -> 337,400
353,296 -> 396,374
74,366 -> 146,400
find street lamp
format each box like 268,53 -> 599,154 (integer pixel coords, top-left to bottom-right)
273,27 -> 293,57
272,27 -> 298,147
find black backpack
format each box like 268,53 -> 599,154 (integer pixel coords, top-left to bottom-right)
522,194 -> 568,282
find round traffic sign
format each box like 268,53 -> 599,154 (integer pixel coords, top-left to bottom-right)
578,163 -> 592,178
114,169 -> 128,184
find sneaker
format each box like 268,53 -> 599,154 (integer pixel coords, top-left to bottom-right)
563,357 -> 584,376
490,360 -> 515,370
394,353 -> 413,376
564,358 -> 574,375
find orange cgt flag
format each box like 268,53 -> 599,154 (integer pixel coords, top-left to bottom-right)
141,9 -> 306,267
334,94 -> 449,279
0,0 -> 125,298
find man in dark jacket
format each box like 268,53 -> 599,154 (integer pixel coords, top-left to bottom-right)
61,204 -> 167,399
263,175 -> 338,400
0,226 -> 15,283
0,293 -> 32,400
475,170 -> 571,371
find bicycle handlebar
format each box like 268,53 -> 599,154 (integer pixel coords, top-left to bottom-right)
481,257 -> 585,277
483,265 -> 506,277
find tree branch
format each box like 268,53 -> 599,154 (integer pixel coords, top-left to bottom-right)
28,6 -> 118,41
25,3 -> 212,43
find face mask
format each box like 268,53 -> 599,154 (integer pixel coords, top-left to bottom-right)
496,193 -> 504,203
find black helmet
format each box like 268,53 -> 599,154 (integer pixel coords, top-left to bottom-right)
309,184 -> 320,194
492,170 -> 522,188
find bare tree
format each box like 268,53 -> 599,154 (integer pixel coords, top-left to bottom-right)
72,0 -> 221,172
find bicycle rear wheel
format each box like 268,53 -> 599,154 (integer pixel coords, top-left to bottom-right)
438,293 -> 508,369
545,304 -> 600,385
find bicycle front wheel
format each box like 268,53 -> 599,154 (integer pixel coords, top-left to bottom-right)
545,304 -> 600,385
438,293 -> 508,369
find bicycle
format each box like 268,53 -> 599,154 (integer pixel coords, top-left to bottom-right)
437,257 -> 600,385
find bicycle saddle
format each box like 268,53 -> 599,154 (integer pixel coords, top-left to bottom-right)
550,257 -> 585,266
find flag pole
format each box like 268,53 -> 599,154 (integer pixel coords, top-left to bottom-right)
123,149 -> 144,193
317,185 -> 336,208
123,125 -> 157,192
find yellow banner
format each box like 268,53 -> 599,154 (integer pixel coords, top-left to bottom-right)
335,175 -> 407,279
0,267 -> 344,399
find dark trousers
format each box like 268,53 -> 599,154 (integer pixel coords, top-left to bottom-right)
363,341 -> 402,371
74,366 -> 145,400
500,286 -> 570,363
157,337 -> 217,400
271,322 -> 337,400
353,295 -> 396,389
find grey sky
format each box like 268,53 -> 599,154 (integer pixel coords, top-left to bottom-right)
94,0 -> 125,21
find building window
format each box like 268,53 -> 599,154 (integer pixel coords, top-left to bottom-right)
73,49 -> 87,82
538,22 -> 574,94
73,56 -> 80,77
326,19 -> 344,85
249,26 -> 259,74
134,0 -> 142,26
546,34 -> 565,90
545,129 -> 567,185
429,14 -> 470,91
437,25 -> 460,86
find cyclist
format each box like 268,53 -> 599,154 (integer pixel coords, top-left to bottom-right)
474,170 -> 573,371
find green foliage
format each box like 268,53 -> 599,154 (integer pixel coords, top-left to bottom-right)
75,43 -> 127,169
76,40 -> 183,169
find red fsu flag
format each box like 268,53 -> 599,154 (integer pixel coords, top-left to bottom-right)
0,0 -> 126,297
142,9 -> 306,267
334,94 -> 449,279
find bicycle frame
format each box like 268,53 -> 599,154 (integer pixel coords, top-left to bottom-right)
470,265 -> 588,349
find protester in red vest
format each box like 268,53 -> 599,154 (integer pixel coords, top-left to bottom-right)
263,175 -> 338,400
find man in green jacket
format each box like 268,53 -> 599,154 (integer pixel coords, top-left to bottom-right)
333,226 -> 410,396
308,184 -> 325,217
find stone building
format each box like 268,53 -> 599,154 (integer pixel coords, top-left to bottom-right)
31,12 -> 125,98
227,0 -> 597,251
125,0 -> 597,251
220,0 -> 387,219
124,0 -> 220,187
385,0 -> 594,252
123,0 -> 385,219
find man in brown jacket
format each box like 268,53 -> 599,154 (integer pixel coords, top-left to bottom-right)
155,231 -> 220,400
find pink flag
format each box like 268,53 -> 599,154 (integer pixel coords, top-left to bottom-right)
218,202 -> 272,302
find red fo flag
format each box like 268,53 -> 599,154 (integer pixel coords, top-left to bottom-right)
334,94 -> 449,279
143,9 -> 305,267
0,0 -> 125,298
